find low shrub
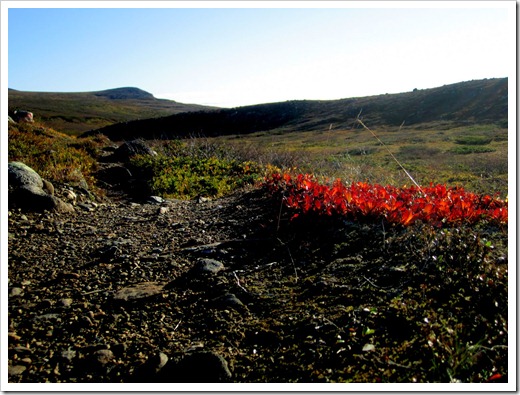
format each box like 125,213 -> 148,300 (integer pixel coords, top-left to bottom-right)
129,141 -> 264,199
454,136 -> 493,145
8,122 -> 104,190
451,146 -> 495,155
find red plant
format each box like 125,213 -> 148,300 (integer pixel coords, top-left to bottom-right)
263,173 -> 508,227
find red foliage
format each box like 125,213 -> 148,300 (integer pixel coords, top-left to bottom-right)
263,173 -> 508,227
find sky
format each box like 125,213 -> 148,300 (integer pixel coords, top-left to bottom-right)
4,1 -> 515,108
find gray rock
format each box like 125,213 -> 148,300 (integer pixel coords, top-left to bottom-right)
113,139 -> 157,162
213,293 -> 247,313
60,350 -> 77,363
147,196 -> 164,204
59,298 -> 73,308
42,179 -> 54,196
8,162 -> 43,189
8,162 -> 74,213
51,196 -> 75,213
9,287 -> 24,297
92,349 -> 115,365
12,110 -> 33,123
194,258 -> 225,275
13,184 -> 74,213
8,365 -> 27,376
63,189 -> 77,203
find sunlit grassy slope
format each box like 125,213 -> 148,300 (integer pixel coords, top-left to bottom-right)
86,78 -> 507,141
213,121 -> 508,195
8,87 -> 216,135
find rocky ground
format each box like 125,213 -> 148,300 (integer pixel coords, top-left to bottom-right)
7,182 -> 508,384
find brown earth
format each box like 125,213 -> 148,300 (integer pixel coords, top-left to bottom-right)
7,182 -> 508,384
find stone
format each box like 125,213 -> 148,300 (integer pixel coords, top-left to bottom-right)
63,189 -> 77,203
8,162 -> 74,213
12,110 -> 33,123
113,282 -> 165,302
59,298 -> 73,308
194,258 -> 225,275
92,349 -> 115,365
8,332 -> 22,342
113,139 -> 157,162
8,365 -> 27,376
9,287 -> 24,297
8,162 -> 43,189
12,184 -> 74,213
60,350 -> 77,363
42,179 -> 54,196
132,352 -> 169,382
213,293 -> 246,312
147,196 -> 164,204
51,196 -> 75,213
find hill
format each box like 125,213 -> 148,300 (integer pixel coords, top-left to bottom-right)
8,87 -> 217,135
84,78 -> 507,141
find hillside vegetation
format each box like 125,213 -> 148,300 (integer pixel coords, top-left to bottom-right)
8,87 -> 216,135
84,78 -> 507,141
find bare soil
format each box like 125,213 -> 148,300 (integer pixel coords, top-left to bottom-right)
7,184 -> 508,384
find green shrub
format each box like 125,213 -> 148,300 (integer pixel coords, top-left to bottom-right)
129,142 -> 263,199
451,146 -> 495,155
8,122 -> 103,190
454,136 -> 493,145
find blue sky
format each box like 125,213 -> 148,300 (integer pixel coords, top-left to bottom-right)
5,2 -> 515,108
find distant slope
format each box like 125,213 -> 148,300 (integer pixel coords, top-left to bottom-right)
84,78 -> 507,141
8,87 -> 217,135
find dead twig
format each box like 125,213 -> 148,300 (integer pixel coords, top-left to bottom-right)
173,318 -> 182,332
233,271 -> 249,293
362,275 -> 392,292
356,116 -> 424,195
82,287 -> 112,296
277,238 -> 298,281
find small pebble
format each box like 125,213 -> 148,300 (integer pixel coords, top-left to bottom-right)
59,298 -> 73,307
8,365 -> 27,376
60,350 -> 77,363
93,349 -> 115,365
9,287 -> 24,297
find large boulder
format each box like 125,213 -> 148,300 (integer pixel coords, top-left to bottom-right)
8,162 -> 74,213
112,139 -> 157,162
12,110 -> 33,123
8,162 -> 43,189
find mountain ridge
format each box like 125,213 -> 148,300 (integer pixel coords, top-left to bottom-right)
92,87 -> 156,100
83,77 -> 507,141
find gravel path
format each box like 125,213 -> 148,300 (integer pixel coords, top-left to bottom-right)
8,187 -> 285,383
